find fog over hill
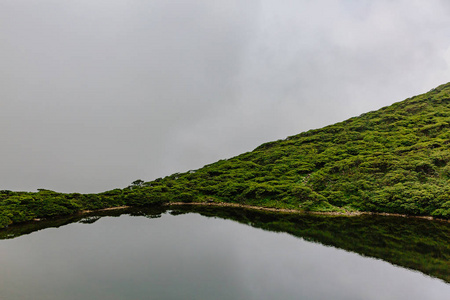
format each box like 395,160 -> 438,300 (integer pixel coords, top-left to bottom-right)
2,82 -> 450,229
1,1 -> 450,193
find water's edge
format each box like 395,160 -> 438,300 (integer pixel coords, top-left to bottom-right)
1,204 -> 449,284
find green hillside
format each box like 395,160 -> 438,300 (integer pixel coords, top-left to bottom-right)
2,82 -> 450,227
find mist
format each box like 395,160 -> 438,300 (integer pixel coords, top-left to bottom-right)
1,0 -> 449,193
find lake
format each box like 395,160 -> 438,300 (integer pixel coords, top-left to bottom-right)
0,206 -> 449,300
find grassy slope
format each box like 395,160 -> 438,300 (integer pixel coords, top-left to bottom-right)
2,82 -> 450,227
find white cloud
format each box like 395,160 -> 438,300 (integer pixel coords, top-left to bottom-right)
1,0 -> 450,192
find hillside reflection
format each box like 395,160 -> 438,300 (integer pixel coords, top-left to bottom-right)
1,205 -> 449,283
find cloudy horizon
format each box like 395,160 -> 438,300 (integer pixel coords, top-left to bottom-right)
2,0 -> 450,193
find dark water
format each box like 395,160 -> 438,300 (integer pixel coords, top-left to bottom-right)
0,207 -> 449,300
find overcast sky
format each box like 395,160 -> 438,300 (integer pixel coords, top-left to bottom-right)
1,0 -> 450,193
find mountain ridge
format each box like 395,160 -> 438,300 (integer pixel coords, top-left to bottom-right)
2,82 -> 450,227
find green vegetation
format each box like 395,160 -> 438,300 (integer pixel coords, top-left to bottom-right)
2,82 -> 450,227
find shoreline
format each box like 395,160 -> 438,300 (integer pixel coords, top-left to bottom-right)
32,205 -> 133,222
80,206 -> 131,214
29,202 -> 449,223
165,202 -> 450,223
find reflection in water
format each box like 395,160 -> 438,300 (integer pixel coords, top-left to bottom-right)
174,206 -> 450,283
0,206 -> 448,300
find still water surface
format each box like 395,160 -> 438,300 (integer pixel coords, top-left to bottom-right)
0,208 -> 449,300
